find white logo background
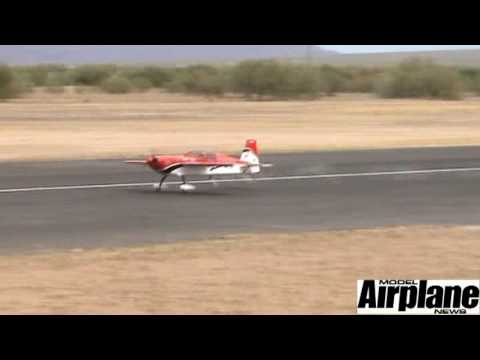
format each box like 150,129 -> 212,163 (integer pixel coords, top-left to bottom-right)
357,280 -> 480,315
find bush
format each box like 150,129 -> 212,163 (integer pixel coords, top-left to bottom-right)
343,67 -> 384,93
459,68 -> 480,94
165,66 -> 227,96
129,77 -> 154,92
195,73 -> 227,96
44,72 -> 69,93
100,75 -> 133,94
16,65 -> 68,87
0,65 -> 21,99
283,65 -> 325,98
471,75 -> 480,95
231,61 -> 325,99
6,61 -> 478,100
13,72 -> 35,94
71,65 -> 117,86
315,66 -> 346,96
23,66 -> 49,86
131,67 -> 173,88
375,59 -> 463,100
231,61 -> 286,98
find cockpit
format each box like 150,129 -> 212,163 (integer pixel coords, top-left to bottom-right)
184,151 -> 218,161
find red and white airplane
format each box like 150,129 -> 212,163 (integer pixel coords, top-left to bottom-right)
126,140 -> 272,192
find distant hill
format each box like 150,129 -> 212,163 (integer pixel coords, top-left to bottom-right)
4,46 -> 478,68
0,45 -> 335,65
314,49 -> 480,67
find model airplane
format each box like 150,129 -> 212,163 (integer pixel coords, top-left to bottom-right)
126,139 -> 273,192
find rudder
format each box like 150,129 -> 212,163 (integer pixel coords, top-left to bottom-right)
244,139 -> 259,155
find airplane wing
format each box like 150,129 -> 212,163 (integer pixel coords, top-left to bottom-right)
125,160 -> 148,165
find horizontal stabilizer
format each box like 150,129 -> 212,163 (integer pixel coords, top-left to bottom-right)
248,163 -> 273,168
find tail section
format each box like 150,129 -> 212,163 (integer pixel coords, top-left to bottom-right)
241,140 -> 260,173
241,139 -> 273,174
244,139 -> 259,155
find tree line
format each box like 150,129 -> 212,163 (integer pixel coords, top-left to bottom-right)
1,58 -> 480,100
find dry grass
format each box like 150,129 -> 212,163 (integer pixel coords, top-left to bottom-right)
0,226 -> 479,315
1,89 -> 480,161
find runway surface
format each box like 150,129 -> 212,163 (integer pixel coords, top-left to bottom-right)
1,147 -> 480,254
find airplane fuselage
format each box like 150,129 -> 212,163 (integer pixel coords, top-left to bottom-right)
126,140 -> 265,192
148,152 -> 260,177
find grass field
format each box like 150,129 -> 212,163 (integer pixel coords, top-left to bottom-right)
1,89 -> 480,161
0,226 -> 478,315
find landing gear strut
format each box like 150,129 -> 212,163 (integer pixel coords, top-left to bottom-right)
153,174 -> 168,192
154,175 -> 197,193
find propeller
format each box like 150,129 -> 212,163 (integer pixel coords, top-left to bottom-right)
146,147 -> 163,165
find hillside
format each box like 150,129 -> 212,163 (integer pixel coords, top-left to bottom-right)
315,49 -> 480,67
2,46 -> 479,67
0,45 -> 334,65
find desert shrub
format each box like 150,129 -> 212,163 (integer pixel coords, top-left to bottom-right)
375,58 -> 463,100
0,65 -> 22,99
282,65 -> 325,98
196,73 -> 228,96
130,77 -> 154,92
22,66 -> 49,86
5,61 -> 476,100
165,65 -> 227,96
71,65 -> 117,86
13,72 -> 35,94
312,66 -> 385,94
231,61 -> 313,98
16,65 -> 68,86
343,67 -> 384,93
130,67 -> 173,87
231,61 -> 327,99
100,75 -> 133,94
231,61 -> 287,98
44,72 -> 70,93
317,65 -> 349,95
458,68 -> 480,94
164,76 -> 186,93
471,74 -> 480,95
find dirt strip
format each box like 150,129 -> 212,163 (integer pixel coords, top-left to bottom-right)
2,91 -> 480,161
0,226 -> 478,314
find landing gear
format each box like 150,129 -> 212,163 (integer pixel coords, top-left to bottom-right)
180,176 -> 196,193
154,175 -> 197,193
153,174 -> 169,192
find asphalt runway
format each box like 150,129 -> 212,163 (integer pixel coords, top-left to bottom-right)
1,147 -> 480,254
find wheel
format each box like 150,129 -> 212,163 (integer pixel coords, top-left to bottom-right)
180,184 -> 196,192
